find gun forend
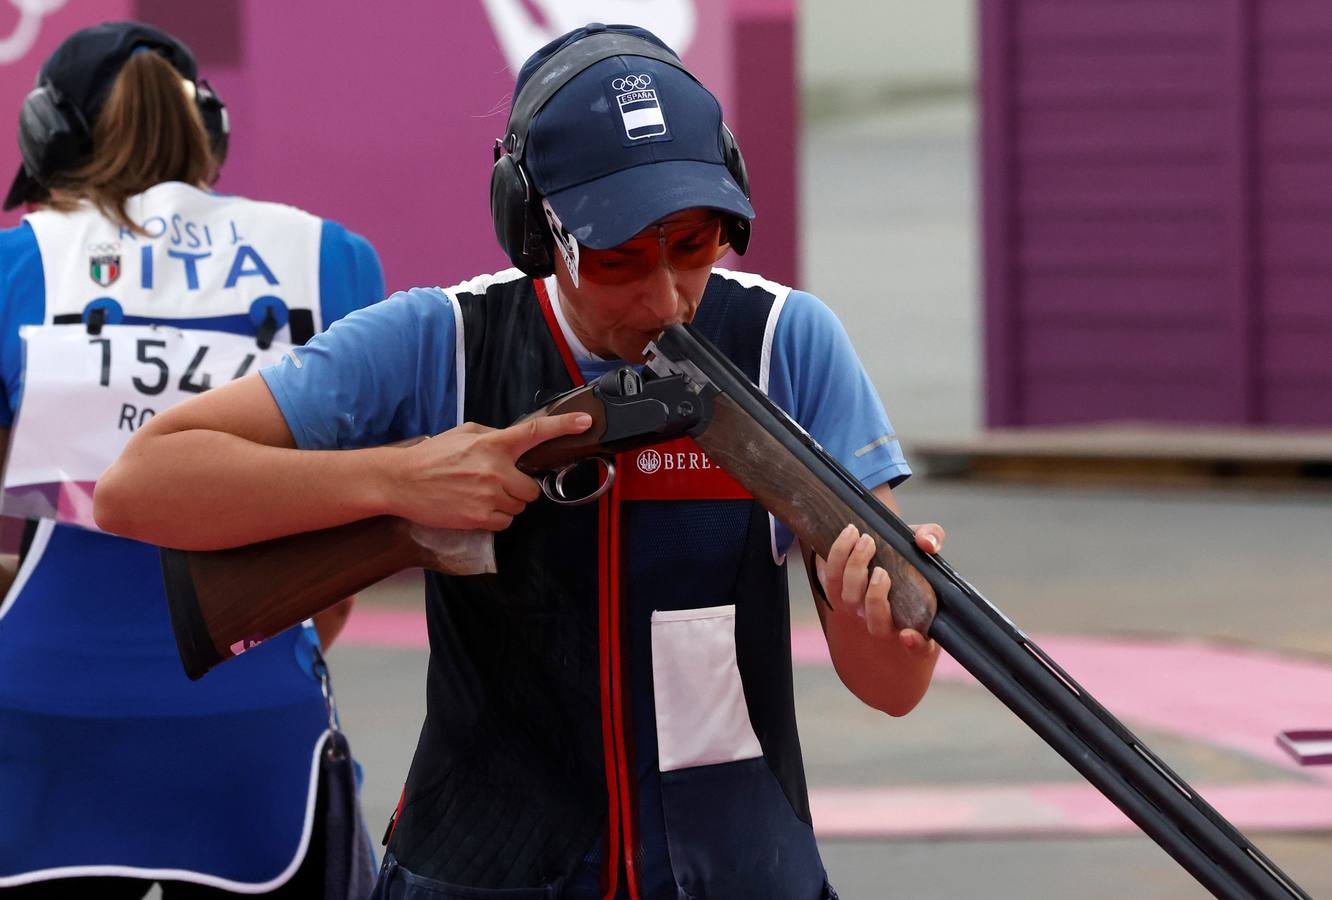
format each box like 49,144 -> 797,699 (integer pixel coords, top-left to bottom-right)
645,328 -> 937,635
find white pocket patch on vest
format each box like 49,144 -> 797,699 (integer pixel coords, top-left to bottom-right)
650,604 -> 763,772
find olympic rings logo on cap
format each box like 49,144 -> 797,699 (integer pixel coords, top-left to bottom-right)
611,74 -> 652,92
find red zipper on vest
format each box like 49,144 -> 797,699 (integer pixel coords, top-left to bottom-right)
537,280 -> 641,900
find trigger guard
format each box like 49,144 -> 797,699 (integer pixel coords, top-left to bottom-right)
541,457 -> 616,506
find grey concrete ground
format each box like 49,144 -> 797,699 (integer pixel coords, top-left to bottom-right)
327,91 -> 1332,900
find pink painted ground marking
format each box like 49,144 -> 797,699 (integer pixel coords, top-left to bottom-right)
809,782 -> 1332,838
928,633 -> 1332,782
341,607 -> 429,650
342,609 -> 1332,835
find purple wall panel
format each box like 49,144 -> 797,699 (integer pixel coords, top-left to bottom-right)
1257,1 -> 1332,39
1020,218 -> 1227,269
1022,323 -> 1225,375
1265,275 -> 1332,326
1021,273 -> 1224,323
980,0 -> 1020,426
1015,1 -> 1218,43
982,0 -> 1332,427
1262,331 -> 1332,379
1017,107 -> 1225,158
1017,48 -> 1219,97
1255,5 -> 1332,424
1263,106 -> 1332,149
984,0 -> 1243,426
1022,380 -> 1240,427
1260,48 -> 1332,99
1261,386 -> 1332,427
729,0 -> 798,288
1265,160 -> 1332,211
1214,0 -> 1258,422
1262,218 -> 1332,269
1018,161 -> 1219,213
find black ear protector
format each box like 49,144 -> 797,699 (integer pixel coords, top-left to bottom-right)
16,59 -> 230,190
490,31 -> 752,278
193,79 -> 230,170
16,80 -> 92,188
719,122 -> 751,254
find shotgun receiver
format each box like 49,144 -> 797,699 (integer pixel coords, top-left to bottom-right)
162,366 -> 709,680
643,324 -> 1307,900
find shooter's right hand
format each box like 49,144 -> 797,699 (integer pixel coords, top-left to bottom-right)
385,412 -> 593,531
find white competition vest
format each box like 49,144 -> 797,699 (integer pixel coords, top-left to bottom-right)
4,183 -> 325,529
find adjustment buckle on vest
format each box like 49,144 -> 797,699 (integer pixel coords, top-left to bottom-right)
85,306 -> 107,336
255,305 -> 278,349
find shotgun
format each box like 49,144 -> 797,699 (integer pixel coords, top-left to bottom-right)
161,365 -> 710,680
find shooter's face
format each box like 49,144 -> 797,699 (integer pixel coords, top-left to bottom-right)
553,208 -> 727,363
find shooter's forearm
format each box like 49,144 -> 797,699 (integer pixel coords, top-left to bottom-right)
818,603 -> 940,716
96,427 -> 398,550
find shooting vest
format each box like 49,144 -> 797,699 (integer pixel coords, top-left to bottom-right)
0,183 -> 332,888
387,272 -> 831,899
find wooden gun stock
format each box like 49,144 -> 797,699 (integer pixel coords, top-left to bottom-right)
163,517 -> 491,679
162,367 -> 707,680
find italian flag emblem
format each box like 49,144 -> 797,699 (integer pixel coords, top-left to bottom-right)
89,252 -> 120,287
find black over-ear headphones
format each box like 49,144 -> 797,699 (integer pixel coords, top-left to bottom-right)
490,31 -> 751,278
17,65 -> 229,191
194,79 -> 230,170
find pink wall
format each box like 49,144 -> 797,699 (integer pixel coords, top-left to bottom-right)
0,0 -> 797,294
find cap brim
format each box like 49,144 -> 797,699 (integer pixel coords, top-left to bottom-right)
3,166 -> 40,212
544,159 -> 755,250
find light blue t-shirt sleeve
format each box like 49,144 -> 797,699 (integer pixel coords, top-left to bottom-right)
260,287 -> 459,450
0,222 -> 46,428
767,290 -> 910,555
317,219 -> 384,326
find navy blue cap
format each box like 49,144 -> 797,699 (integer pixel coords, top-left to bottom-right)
5,21 -> 198,210
513,24 -> 754,250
